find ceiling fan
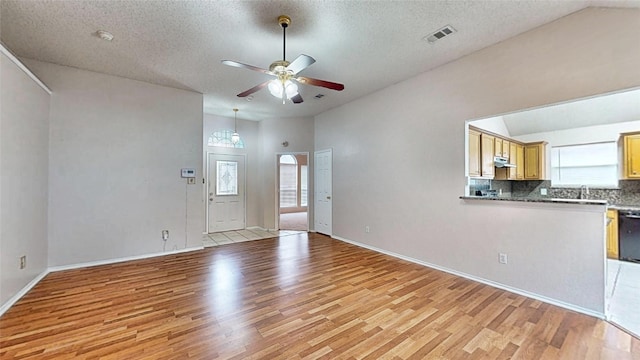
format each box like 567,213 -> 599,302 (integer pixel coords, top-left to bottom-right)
221,15 -> 344,104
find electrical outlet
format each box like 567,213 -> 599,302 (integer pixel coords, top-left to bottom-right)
365,226 -> 370,233
499,253 -> 508,264
162,230 -> 169,241
540,188 -> 547,195
20,256 -> 26,269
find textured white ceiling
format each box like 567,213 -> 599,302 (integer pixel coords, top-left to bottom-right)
2,0 -> 639,121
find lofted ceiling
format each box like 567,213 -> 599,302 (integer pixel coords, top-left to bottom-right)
502,88 -> 640,136
2,0 -> 639,121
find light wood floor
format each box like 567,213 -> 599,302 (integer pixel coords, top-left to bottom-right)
1,233 -> 639,359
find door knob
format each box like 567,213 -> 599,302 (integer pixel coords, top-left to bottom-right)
209,198 -> 213,201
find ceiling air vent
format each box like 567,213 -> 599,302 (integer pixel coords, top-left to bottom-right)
423,25 -> 456,43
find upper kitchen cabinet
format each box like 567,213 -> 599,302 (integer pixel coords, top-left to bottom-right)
481,133 -> 495,178
524,142 -> 547,180
516,144 -> 524,180
468,129 -> 481,177
468,127 -> 495,178
494,138 -> 503,157
622,132 -> 640,179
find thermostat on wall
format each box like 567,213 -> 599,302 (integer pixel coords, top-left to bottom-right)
181,168 -> 196,178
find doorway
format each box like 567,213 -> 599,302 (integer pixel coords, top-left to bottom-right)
207,153 -> 246,233
277,153 -> 309,231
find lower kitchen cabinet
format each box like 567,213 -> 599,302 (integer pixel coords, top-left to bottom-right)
607,209 -> 619,259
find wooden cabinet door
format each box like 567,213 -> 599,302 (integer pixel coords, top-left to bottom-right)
524,143 -> 546,180
481,134 -> 495,178
508,142 -> 518,180
494,138 -> 503,157
468,130 -> 481,177
516,144 -> 524,180
607,210 -> 619,259
502,140 -> 510,159
624,134 -> 640,178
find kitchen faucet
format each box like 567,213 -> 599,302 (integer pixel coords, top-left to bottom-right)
580,185 -> 589,199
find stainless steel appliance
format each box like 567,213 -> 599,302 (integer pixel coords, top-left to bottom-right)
619,210 -> 640,262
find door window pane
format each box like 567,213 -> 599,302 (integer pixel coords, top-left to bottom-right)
216,161 -> 238,195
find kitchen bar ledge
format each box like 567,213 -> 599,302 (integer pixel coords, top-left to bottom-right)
460,195 -> 608,206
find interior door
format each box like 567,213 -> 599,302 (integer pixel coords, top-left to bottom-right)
208,153 -> 245,232
314,149 -> 332,235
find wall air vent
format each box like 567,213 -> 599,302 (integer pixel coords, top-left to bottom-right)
423,25 -> 456,43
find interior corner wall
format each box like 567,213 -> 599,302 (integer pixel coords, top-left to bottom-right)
314,7 -> 640,314
21,59 -> 204,267
203,113 -> 260,228
258,116 -> 314,230
0,53 -> 50,307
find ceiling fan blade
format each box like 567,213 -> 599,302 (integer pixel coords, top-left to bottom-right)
221,60 -> 273,75
296,76 -> 344,91
237,81 -> 270,97
286,54 -> 316,74
290,94 -> 304,104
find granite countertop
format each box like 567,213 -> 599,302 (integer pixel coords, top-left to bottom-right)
607,204 -> 640,211
460,195 -> 608,206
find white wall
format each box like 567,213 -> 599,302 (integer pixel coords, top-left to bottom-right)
203,113 -> 260,228
22,59 -> 204,267
314,8 -> 640,314
259,116 -> 314,230
0,53 -> 50,306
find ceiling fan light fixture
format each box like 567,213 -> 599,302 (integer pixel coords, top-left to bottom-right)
268,79 -> 283,98
285,81 -> 299,99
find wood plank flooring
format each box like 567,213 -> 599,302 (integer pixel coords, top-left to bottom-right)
1,233 -> 639,359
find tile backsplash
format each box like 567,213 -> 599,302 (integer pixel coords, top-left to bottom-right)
470,179 -> 640,205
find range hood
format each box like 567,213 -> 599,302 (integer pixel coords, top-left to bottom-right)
494,156 -> 516,168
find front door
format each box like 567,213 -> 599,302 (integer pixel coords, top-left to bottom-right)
314,149 -> 332,235
208,153 -> 245,232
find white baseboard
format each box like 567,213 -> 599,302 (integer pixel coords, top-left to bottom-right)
48,246 -> 204,272
246,226 -> 268,231
0,270 -> 49,317
332,235 -> 605,320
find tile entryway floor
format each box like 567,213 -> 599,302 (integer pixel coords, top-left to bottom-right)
607,259 -> 640,338
202,229 -> 305,247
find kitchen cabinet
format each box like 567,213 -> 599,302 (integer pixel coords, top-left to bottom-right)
502,140 -> 510,159
494,138 -> 503,157
468,129 -> 481,177
516,144 -> 525,179
509,142 -> 519,180
481,133 -> 495,178
524,142 -> 546,180
622,133 -> 640,179
607,209 -> 619,259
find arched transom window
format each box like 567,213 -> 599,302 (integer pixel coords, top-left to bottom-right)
208,130 -> 245,148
